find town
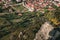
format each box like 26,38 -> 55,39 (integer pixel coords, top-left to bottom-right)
0,0 -> 60,12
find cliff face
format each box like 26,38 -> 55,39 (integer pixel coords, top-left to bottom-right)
34,22 -> 60,40
34,22 -> 54,40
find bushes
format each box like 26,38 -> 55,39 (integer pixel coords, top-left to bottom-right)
44,11 -> 60,25
0,6 -> 3,13
0,3 -> 60,40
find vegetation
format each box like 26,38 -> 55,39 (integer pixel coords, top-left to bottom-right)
44,8 -> 60,25
0,3 -> 60,40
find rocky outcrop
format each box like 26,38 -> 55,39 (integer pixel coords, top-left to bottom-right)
34,22 -> 54,40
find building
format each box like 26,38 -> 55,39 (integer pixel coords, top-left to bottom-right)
16,0 -> 23,3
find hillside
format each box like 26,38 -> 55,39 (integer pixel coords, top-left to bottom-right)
0,0 -> 60,40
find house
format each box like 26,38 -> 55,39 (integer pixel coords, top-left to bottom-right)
22,0 -> 60,12
0,0 -> 2,1
16,0 -> 22,3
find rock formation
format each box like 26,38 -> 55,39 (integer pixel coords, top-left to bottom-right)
34,22 -> 54,40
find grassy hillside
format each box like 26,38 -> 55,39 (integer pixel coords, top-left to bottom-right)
0,4 -> 60,40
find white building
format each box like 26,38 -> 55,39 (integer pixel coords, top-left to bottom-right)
16,0 -> 22,2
